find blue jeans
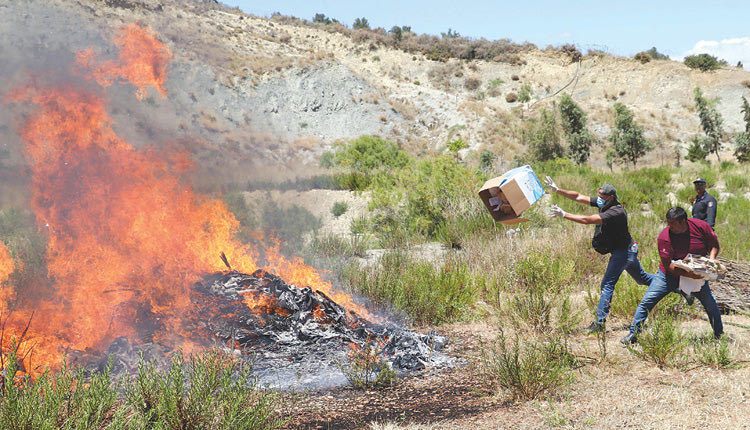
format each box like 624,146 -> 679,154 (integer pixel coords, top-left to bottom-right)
629,270 -> 723,337
595,246 -> 654,325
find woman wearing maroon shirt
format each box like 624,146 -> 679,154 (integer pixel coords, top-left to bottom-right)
621,206 -> 723,344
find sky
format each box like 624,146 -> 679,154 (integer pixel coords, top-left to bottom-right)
224,0 -> 750,67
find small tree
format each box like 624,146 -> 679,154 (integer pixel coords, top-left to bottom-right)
693,87 -> 724,161
522,108 -> 564,162
686,135 -> 709,162
441,28 -> 460,39
645,47 -> 669,60
446,137 -> 467,160
313,13 -> 336,24
353,17 -> 370,29
733,132 -> 750,163
684,53 -> 723,72
518,85 -> 532,103
742,96 -> 750,133
609,103 -> 652,168
734,96 -> 750,162
558,93 -> 594,164
389,25 -> 403,42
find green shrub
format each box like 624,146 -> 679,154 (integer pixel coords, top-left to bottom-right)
644,47 -> 669,60
479,149 -> 495,170
486,78 -> 504,89
684,53 -> 723,72
619,166 -> 672,207
337,342 -> 397,389
330,135 -> 412,174
518,84 -> 532,103
627,309 -> 689,369
522,108 -> 564,161
311,233 -> 372,258
341,252 -> 482,325
724,173 -> 749,193
367,155 -> 476,242
353,17 -> 370,29
479,329 -> 576,401
331,201 -> 349,217
434,203 -> 495,249
609,103 -> 652,167
686,135 -> 709,161
714,197 -> 750,259
734,132 -> 750,162
123,350 -> 285,429
0,350 -> 118,429
446,137 -> 468,153
693,334 -> 733,368
506,251 -> 578,334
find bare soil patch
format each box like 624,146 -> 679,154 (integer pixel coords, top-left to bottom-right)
281,316 -> 750,429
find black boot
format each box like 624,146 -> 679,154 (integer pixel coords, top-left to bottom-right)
620,332 -> 637,344
584,322 -> 604,334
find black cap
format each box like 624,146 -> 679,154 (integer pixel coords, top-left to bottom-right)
599,184 -> 617,198
693,177 -> 707,184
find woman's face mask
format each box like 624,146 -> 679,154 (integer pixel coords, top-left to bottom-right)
596,196 -> 607,208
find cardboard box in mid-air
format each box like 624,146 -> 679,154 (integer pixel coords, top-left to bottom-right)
478,165 -> 545,224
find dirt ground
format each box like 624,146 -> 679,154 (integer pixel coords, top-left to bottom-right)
281,315 -> 750,430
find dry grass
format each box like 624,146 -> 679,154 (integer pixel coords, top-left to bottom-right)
363,314 -> 750,429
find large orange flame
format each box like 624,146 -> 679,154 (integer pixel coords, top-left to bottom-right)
2,23 -> 377,373
75,22 -> 169,100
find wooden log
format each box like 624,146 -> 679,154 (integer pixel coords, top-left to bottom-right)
710,257 -> 750,313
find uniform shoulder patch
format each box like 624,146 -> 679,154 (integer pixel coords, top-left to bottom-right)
708,202 -> 714,207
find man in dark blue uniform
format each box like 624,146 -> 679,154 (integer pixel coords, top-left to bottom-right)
691,177 -> 717,229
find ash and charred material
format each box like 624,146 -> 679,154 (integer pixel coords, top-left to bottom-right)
77,270 -> 453,390
194,270 -> 452,389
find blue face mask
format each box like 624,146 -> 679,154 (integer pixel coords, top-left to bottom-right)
596,196 -> 607,208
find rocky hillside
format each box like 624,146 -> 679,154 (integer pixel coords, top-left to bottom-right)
3,0 -> 750,188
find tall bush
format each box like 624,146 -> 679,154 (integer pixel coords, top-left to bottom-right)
559,93 -> 594,164
684,53 -> 723,72
693,87 -> 724,161
609,103 -> 652,167
735,96 -> 750,162
522,108 -> 564,162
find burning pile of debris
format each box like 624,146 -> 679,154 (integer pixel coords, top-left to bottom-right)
2,21 -> 454,389
79,268 -> 453,390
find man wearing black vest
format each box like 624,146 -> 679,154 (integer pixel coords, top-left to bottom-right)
545,177 -> 653,333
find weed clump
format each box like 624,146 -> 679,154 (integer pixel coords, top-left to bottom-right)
337,342 -> 397,389
479,329 -> 576,401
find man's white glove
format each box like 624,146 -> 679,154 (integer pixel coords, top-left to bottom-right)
544,176 -> 559,192
550,204 -> 566,218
